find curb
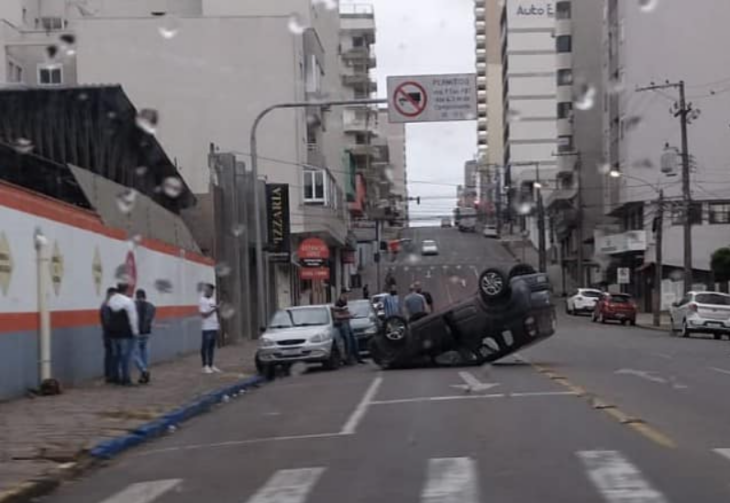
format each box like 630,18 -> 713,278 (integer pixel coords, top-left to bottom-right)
637,323 -> 671,332
0,375 -> 266,503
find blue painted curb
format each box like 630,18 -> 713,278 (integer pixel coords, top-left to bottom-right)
89,375 -> 266,460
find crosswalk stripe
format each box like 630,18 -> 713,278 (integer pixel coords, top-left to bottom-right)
244,467 -> 325,503
99,479 -> 182,503
714,448 -> 730,461
577,451 -> 668,503
421,457 -> 479,503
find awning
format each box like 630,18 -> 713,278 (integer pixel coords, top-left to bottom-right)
546,188 -> 577,209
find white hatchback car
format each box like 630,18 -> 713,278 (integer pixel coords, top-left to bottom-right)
421,239 -> 439,255
483,225 -> 499,239
255,305 -> 345,377
566,288 -> 604,315
669,291 -> 730,339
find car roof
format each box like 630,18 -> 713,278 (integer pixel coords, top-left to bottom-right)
423,239 -> 436,244
690,291 -> 730,296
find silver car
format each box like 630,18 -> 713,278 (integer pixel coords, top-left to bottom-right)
348,299 -> 381,354
669,291 -> 730,339
255,305 -> 346,376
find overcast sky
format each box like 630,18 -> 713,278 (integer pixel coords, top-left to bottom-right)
349,0 -> 477,224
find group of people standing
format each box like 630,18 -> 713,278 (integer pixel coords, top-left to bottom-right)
100,284 -> 156,386
381,280 -> 434,322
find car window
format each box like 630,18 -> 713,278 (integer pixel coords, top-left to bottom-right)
609,295 -> 631,303
695,293 -> 730,306
349,301 -> 373,318
581,290 -> 603,298
289,308 -> 330,327
269,311 -> 293,328
679,295 -> 691,306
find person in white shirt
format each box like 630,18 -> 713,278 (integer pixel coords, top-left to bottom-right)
199,283 -> 221,374
107,283 -> 140,385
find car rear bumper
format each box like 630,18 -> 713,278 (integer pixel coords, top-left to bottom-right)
602,312 -> 636,321
687,317 -> 730,332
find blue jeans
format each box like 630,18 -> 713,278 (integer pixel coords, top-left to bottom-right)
103,336 -> 114,381
201,330 -> 217,367
111,338 -> 134,384
133,336 -> 150,373
338,323 -> 359,362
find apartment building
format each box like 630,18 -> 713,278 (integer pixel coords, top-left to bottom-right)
0,0 -> 354,311
376,108 -> 407,224
601,0 -> 730,308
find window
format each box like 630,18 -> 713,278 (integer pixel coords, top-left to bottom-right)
37,65 -> 62,86
709,203 -> 730,224
557,135 -> 573,153
557,102 -> 573,119
556,35 -> 572,53
305,55 -> 322,94
556,1 -> 572,19
39,16 -> 63,31
352,36 -> 365,47
671,202 -> 702,226
6,61 -> 23,83
557,69 -> 573,86
304,170 -> 326,204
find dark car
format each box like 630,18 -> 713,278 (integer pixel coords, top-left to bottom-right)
347,299 -> 381,354
369,264 -> 556,369
592,293 -> 637,325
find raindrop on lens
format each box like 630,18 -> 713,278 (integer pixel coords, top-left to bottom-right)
507,108 -> 522,121
575,84 -> 597,111
158,15 -> 180,39
162,177 -> 184,198
12,138 -> 34,154
287,14 -> 307,35
135,109 -> 159,135
59,33 -> 76,56
232,224 -> 246,237
632,158 -> 654,170
597,162 -> 611,175
384,167 -> 395,183
517,202 -> 533,215
638,0 -> 659,13
215,263 -> 232,277
116,189 -> 137,214
222,395 -> 230,403
167,425 -> 177,433
154,279 -> 173,293
608,76 -> 625,95
135,166 -> 148,176
290,362 -> 307,377
220,303 -> 235,320
406,254 -> 420,265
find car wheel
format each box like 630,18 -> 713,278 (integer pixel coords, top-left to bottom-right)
630,319 -> 636,326
680,321 -> 691,338
256,355 -> 276,381
478,268 -> 509,303
323,342 -> 342,371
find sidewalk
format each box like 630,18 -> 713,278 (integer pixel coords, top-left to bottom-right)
635,312 -> 672,332
0,342 -> 257,500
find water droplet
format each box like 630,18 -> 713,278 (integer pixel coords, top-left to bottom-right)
12,138 -> 34,154
507,108 -> 522,121
222,394 -> 230,403
449,275 -> 462,285
290,362 -> 307,377
167,425 -> 177,433
406,254 -> 420,265
575,84 -> 597,111
638,0 -> 659,12
669,270 -> 683,281
215,263 -> 232,277
158,15 -> 180,39
597,162 -> 611,175
232,224 -> 246,237
162,177 -> 184,198
59,33 -> 76,57
287,14 -> 307,35
116,189 -> 137,214
127,234 -> 142,250
608,76 -> 625,95
313,0 -> 338,11
632,158 -> 654,169
77,92 -> 89,101
154,279 -> 173,293
114,264 -> 133,284
624,115 -> 643,132
423,339 -> 434,350
220,303 -> 235,320
135,166 -> 148,176
384,166 -> 395,183
135,108 -> 159,135
516,202 -> 534,215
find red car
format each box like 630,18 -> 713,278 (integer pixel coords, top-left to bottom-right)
592,293 -> 637,325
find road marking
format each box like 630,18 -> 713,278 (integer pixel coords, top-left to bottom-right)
714,448 -> 730,461
652,352 -> 673,359
340,375 -> 383,435
709,367 -> 730,376
421,458 -> 479,503
137,433 -> 345,456
99,479 -> 182,503
451,371 -> 500,392
370,391 -> 576,405
245,468 -> 325,503
577,451 -> 668,503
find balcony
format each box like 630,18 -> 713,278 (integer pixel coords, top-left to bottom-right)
343,109 -> 377,133
342,74 -> 378,92
342,47 -> 377,68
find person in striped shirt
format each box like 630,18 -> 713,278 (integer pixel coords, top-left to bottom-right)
382,287 -> 401,318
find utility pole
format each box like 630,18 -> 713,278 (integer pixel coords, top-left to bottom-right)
575,153 -> 585,287
653,190 -> 664,327
535,163 -> 547,273
637,80 -> 697,292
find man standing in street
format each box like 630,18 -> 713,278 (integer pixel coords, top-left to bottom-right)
100,287 -> 116,383
199,283 -> 221,374
134,289 -> 156,384
362,284 -> 370,300
107,283 -> 139,386
404,284 -> 428,321
382,286 -> 401,318
414,282 -> 434,313
333,290 -> 364,365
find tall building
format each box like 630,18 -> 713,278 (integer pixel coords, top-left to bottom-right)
600,0 -> 730,307
376,108 -> 407,224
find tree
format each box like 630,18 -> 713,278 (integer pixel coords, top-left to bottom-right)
710,247 -> 730,291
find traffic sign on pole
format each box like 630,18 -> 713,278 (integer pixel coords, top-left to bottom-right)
387,73 -> 477,124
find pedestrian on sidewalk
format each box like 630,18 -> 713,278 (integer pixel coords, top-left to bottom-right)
362,284 -> 370,300
414,282 -> 434,313
333,290 -> 364,365
100,287 -> 116,383
382,286 -> 401,318
133,289 -> 156,384
107,283 -> 139,386
404,284 -> 428,322
199,283 -> 221,374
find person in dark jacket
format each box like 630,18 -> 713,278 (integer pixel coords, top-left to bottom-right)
414,282 -> 434,313
100,287 -> 116,383
107,283 -> 139,385
133,289 -> 156,384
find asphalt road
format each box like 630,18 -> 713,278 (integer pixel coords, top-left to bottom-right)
44,228 -> 730,502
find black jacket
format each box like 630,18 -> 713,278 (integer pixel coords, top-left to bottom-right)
136,300 -> 156,335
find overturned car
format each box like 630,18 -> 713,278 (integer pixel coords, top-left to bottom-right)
369,264 -> 556,369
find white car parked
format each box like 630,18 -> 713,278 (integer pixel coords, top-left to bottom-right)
483,225 -> 499,239
566,288 -> 604,315
669,291 -> 730,339
421,239 -> 439,256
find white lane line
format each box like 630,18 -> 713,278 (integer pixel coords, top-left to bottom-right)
245,468 -> 325,503
340,375 -> 383,435
421,457 -> 479,503
652,353 -> 673,360
100,479 -> 182,503
709,367 -> 730,376
577,450 -> 667,503
370,390 -> 576,405
714,448 -> 730,462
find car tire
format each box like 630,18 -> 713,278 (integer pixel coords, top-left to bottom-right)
478,268 -> 510,303
680,321 -> 691,338
323,343 -> 342,371
630,319 -> 636,326
256,356 -> 276,381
